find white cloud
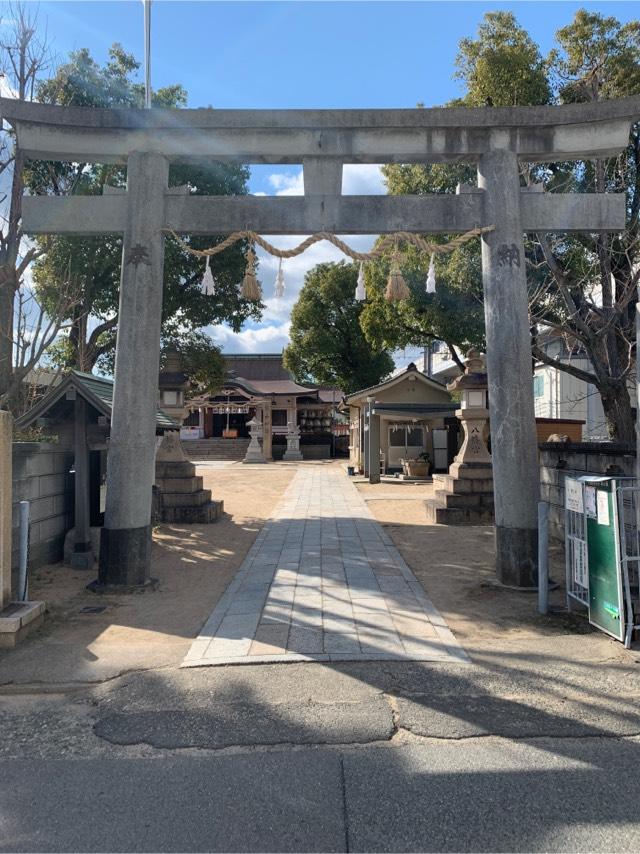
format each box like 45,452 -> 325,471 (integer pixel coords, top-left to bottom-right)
269,171 -> 304,196
208,320 -> 292,354
266,165 -> 385,197
342,164 -> 386,195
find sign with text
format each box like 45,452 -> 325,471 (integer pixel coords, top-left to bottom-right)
565,478 -> 584,514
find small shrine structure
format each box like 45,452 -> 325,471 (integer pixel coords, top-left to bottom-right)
343,363 -> 458,481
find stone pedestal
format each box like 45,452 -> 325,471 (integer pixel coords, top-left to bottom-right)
243,417 -> 267,464
0,601 -> 45,648
283,422 -> 303,461
0,411 -> 46,645
425,350 -> 495,526
154,432 -> 223,523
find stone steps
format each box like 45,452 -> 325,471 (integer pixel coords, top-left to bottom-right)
155,475 -> 203,494
433,489 -> 494,510
160,500 -> 223,524
154,443 -> 224,524
427,462 -> 495,526
433,473 -> 495,494
425,499 -> 495,526
161,489 -> 212,508
183,438 -> 250,461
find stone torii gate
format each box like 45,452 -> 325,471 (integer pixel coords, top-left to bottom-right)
3,96 -> 638,588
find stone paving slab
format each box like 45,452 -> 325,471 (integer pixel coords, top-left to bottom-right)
184,466 -> 469,667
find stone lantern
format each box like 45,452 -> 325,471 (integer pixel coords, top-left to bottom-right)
283,420 -> 303,461
425,349 -> 494,525
158,346 -> 190,423
242,417 -> 267,464
448,349 -> 491,471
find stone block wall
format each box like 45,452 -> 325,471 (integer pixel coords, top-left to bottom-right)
11,443 -> 74,577
539,441 -> 636,540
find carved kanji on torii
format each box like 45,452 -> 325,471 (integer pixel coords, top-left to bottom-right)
3,95 -> 639,588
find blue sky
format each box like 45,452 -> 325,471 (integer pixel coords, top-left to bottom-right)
14,0 -> 640,361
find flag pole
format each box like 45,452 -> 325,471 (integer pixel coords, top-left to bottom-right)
143,0 -> 152,108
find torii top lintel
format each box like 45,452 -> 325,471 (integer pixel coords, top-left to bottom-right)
2,95 -> 639,164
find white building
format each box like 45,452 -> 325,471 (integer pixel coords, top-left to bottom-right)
424,337 -> 633,441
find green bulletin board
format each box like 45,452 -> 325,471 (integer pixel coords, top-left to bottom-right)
583,478 -> 625,642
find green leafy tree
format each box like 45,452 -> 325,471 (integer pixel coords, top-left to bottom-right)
360,239 -> 485,370
377,12 -> 549,367
529,11 -> 640,442
381,9 -> 640,441
363,162 -> 484,367
161,330 -> 225,397
455,11 -> 551,107
283,262 -> 394,394
27,45 -> 259,376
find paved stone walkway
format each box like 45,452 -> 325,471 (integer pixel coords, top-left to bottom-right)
183,466 -> 469,666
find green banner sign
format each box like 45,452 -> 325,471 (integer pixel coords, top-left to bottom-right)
583,478 -> 625,642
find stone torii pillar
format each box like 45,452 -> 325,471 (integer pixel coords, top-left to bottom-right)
98,152 -> 168,586
478,151 -> 539,587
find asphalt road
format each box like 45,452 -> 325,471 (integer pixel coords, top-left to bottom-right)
3,660 -> 640,852
2,738 -> 640,852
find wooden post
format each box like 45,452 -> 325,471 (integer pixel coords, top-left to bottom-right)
368,412 -> 381,484
262,402 -> 273,461
0,410 -> 12,610
71,395 -> 92,569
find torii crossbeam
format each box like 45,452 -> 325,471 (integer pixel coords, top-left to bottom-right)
4,95 -> 639,587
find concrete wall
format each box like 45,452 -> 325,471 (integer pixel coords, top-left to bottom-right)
539,441 -> 636,540
11,443 -> 74,576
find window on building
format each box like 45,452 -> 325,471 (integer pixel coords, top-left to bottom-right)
533,375 -> 544,398
389,426 -> 424,447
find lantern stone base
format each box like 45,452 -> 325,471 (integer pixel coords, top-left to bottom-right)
154,459 -> 224,524
426,462 -> 495,525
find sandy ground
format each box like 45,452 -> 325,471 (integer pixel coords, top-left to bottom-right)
0,462 -> 297,684
356,474 -> 631,666
0,460 -> 633,687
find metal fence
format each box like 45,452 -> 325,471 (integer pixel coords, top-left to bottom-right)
565,498 -> 588,608
616,482 -> 640,647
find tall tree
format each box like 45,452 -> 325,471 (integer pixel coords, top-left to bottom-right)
26,45 -> 259,377
455,10 -> 551,107
0,5 -> 77,412
283,262 -> 394,394
528,11 -> 640,442
381,10 -> 640,441
369,10 -> 551,370
360,164 -> 485,368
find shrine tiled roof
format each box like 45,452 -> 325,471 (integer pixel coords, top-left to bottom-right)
245,379 -> 317,395
17,370 -> 177,430
224,354 -> 292,381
